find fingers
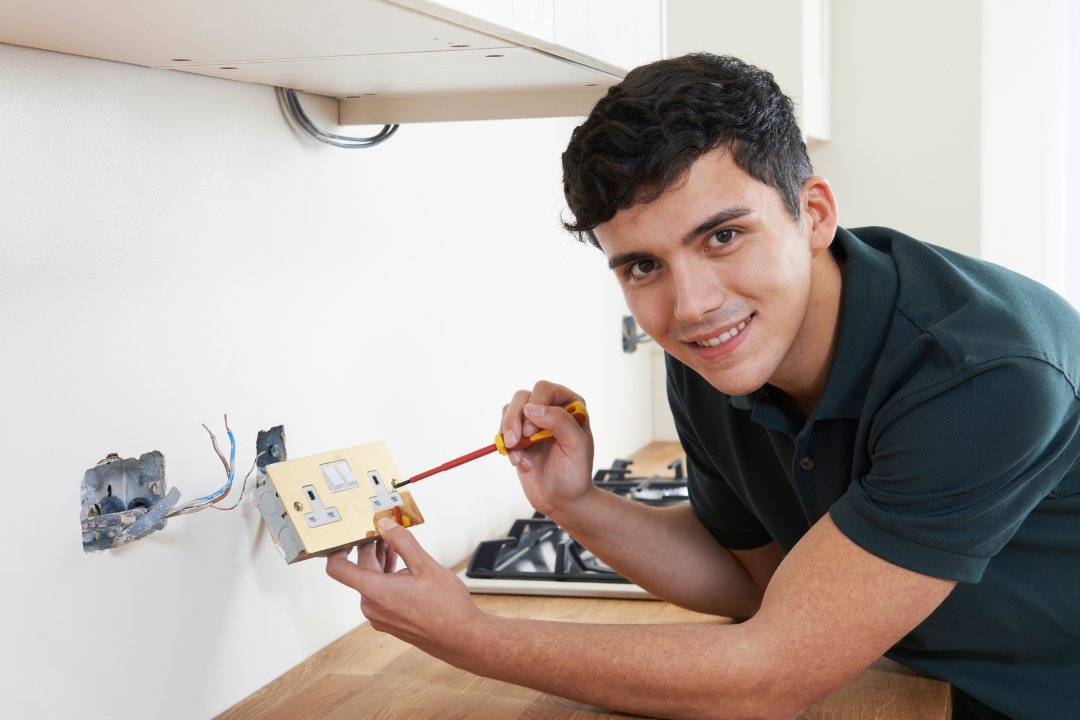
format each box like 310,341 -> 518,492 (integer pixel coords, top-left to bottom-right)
376,517 -> 429,571
501,381 -> 584,453
326,548 -> 384,593
358,540 -> 384,572
501,389 -> 533,449
522,401 -> 587,449
382,543 -> 398,573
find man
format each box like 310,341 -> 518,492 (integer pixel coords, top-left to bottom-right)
327,55 -> 1080,720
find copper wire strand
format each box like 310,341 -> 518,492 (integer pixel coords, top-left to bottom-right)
210,452 -> 263,511
163,421 -> 240,518
202,423 -> 231,479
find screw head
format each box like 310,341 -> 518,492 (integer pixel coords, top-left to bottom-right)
293,502 -> 303,511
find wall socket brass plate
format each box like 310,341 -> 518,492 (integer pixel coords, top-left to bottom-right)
264,441 -> 423,557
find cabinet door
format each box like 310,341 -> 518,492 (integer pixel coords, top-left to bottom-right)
441,0 -> 665,71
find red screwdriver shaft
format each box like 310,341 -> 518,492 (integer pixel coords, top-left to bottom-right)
393,401 -> 589,490
395,443 -> 498,488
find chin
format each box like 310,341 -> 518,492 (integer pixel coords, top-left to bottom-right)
681,356 -> 769,397
704,371 -> 767,397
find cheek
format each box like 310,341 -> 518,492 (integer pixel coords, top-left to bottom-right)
744,237 -> 812,310
625,288 -> 665,334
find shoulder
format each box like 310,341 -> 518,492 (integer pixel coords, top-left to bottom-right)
848,226 -> 1080,399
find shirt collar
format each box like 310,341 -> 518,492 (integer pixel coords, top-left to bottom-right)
729,227 -> 900,423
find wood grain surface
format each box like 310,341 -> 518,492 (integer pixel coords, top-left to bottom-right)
216,443 -> 952,720
618,441 -> 686,479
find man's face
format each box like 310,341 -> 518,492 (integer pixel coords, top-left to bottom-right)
594,149 -> 815,397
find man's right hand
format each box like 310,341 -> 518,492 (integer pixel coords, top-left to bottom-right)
499,381 -> 595,519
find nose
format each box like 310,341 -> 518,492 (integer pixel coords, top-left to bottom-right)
672,259 -> 725,323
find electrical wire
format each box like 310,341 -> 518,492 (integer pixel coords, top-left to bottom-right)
209,453 -> 263,511
166,415 -> 243,517
280,88 -> 399,149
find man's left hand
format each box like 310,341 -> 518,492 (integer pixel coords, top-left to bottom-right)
326,517 -> 488,659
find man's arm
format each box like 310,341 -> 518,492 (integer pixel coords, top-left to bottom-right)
497,381 -> 781,618
328,512 -> 954,720
326,385 -> 954,718
545,486 -> 782,617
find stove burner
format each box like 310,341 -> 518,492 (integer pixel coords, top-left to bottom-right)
466,516 -> 627,583
464,458 -> 690,584
592,457 -> 688,506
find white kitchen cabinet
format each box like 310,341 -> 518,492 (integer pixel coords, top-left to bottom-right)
0,0 -> 664,125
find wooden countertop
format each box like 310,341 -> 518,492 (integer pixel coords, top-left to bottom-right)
216,443 -> 953,720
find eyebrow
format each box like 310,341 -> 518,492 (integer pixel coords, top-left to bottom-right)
606,205 -> 755,270
680,205 -> 755,246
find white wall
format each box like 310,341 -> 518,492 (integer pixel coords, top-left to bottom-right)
809,0 -> 983,258
982,0 -> 1080,308
0,42 -> 653,719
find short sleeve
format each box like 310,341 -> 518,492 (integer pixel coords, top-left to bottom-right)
667,353 -> 774,550
830,357 -> 1080,583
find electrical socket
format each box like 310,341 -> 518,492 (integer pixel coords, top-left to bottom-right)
301,485 -> 341,528
258,440 -> 425,563
366,470 -> 403,511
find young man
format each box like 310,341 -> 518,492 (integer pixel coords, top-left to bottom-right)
327,55 -> 1080,720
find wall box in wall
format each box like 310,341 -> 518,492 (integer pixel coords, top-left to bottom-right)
0,0 -> 663,125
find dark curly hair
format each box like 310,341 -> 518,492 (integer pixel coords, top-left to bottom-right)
562,53 -> 813,247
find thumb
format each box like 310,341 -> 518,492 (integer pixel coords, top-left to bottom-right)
376,517 -> 429,571
522,402 -> 585,449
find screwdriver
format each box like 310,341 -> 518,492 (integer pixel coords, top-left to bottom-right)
392,401 -> 589,489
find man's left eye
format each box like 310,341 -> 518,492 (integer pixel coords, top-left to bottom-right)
708,228 -> 737,246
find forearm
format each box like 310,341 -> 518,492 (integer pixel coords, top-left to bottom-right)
451,613 -> 792,720
549,488 -> 765,617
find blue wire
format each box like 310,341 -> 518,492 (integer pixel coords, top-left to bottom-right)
189,428 -> 236,504
227,429 -> 236,485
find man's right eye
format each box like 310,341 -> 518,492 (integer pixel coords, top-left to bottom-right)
629,259 -> 656,278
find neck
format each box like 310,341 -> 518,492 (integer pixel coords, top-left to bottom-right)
768,250 -> 845,416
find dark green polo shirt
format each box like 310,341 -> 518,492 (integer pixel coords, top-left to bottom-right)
667,227 -> 1080,720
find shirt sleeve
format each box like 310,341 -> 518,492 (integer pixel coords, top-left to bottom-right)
666,353 -> 775,550
830,357 -> 1080,583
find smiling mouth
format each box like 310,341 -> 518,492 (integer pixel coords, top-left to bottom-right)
693,316 -> 751,348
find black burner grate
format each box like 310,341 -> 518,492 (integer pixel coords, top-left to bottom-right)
465,458 -> 690,583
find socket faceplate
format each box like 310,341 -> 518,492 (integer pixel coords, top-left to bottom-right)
264,441 -> 422,555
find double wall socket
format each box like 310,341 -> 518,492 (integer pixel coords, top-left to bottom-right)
256,440 -> 424,564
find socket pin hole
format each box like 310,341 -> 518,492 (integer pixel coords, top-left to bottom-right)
307,490 -> 315,501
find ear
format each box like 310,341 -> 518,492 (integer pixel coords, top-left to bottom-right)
802,176 -> 838,253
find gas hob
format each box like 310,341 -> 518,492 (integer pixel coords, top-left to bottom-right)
458,456 -> 687,599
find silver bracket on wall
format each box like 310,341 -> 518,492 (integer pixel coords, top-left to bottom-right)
622,316 -> 652,354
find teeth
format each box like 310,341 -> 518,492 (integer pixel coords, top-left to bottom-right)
695,320 -> 748,348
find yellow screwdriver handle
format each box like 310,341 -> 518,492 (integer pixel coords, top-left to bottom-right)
495,400 -> 589,455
